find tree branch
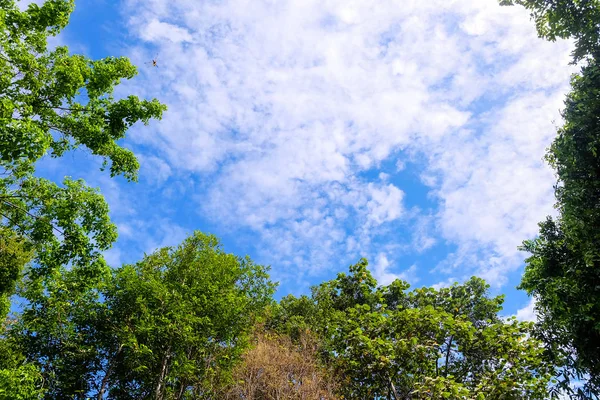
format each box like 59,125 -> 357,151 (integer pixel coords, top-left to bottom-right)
444,335 -> 454,377
0,198 -> 64,235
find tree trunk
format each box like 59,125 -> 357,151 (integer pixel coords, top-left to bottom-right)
97,344 -> 123,400
388,374 -> 399,400
175,379 -> 187,400
154,345 -> 172,400
444,335 -> 454,377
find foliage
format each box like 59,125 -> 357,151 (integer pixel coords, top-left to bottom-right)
0,317 -> 45,400
11,231 -> 276,399
272,260 -> 557,400
0,0 -> 581,398
0,0 -> 166,288
0,226 -> 31,317
223,330 -> 338,399
0,0 -> 165,397
500,0 -> 600,62
0,363 -> 45,400
500,1 -> 600,395
519,57 -> 600,397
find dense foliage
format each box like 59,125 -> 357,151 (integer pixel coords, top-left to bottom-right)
224,331 -> 338,399
0,0 -> 165,396
1,0 -> 600,398
502,0 -> 600,396
519,59 -> 600,396
9,232 -> 276,399
270,260 -> 556,400
0,0 -> 166,306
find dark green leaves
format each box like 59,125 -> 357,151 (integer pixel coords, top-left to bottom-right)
519,58 -> 600,396
501,1 -> 600,394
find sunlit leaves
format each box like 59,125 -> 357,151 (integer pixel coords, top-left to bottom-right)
273,260 -> 556,400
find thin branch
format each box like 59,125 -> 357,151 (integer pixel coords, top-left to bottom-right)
0,198 -> 63,235
0,209 -> 32,240
444,335 -> 454,378
34,104 -> 89,113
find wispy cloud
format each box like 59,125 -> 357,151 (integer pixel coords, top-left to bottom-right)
113,0 -> 575,287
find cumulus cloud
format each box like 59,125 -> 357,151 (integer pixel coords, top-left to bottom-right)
371,253 -> 418,286
136,19 -> 193,43
515,297 -> 537,322
432,277 -> 459,291
138,154 -> 173,185
116,0 -> 575,284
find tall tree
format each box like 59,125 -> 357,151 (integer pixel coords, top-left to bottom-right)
0,0 -> 166,298
1,0 -> 165,397
13,232 -> 276,399
272,260 -> 557,400
519,58 -> 600,396
502,0 -> 600,396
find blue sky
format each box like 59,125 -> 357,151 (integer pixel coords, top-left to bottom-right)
29,0 -> 578,319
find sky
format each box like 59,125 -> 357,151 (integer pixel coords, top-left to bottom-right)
30,0 -> 578,318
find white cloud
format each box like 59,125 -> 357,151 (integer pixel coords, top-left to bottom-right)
428,90 -> 568,284
138,154 -> 173,185
365,183 -> 404,227
136,19 -> 193,43
515,297 -> 537,322
432,277 -> 459,291
372,253 -> 418,286
117,0 -> 575,284
411,215 -> 437,253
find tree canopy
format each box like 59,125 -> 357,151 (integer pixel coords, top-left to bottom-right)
0,0 -> 166,302
519,58 -> 600,395
503,0 -> 600,396
2,0 -> 600,398
269,260 -> 556,400
9,231 -> 276,399
0,0 -> 165,396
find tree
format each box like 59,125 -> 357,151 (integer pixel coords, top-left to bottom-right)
1,0 -> 165,397
500,0 -> 600,63
12,232 -> 276,399
0,226 -> 31,317
519,57 -> 600,396
501,0 -> 600,395
0,312 -> 45,400
272,260 -> 558,400
0,0 -> 166,298
223,330 -> 338,400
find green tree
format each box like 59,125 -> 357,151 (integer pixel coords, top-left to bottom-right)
500,0 -> 600,62
0,228 -> 41,399
1,0 -> 165,397
13,232 -> 276,399
519,57 -> 600,396
273,260 -> 558,400
0,226 -> 31,317
501,1 -> 600,396
0,0 -> 166,292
